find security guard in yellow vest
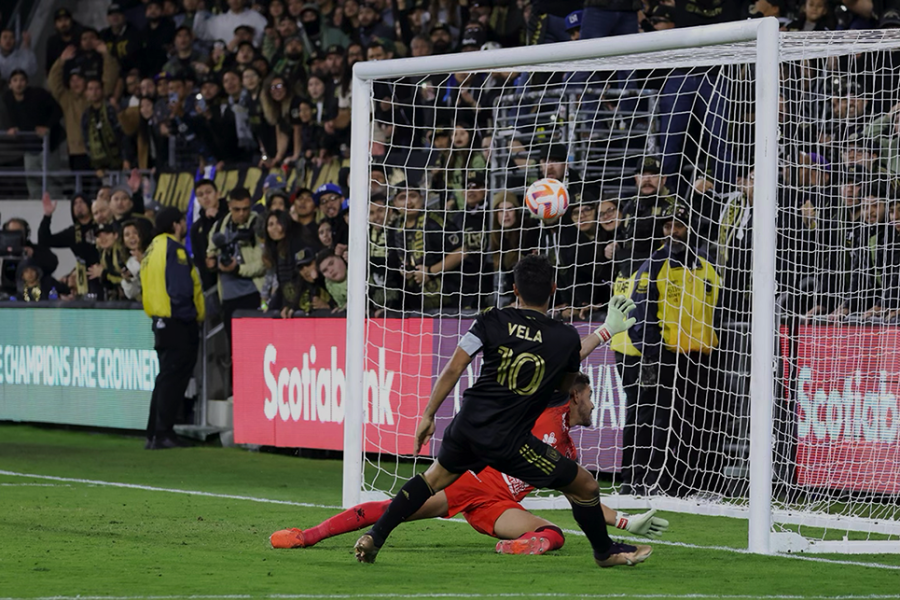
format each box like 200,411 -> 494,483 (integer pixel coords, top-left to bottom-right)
628,202 -> 722,497
140,207 -> 205,450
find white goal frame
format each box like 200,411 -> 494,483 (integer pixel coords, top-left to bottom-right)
341,18 -> 900,556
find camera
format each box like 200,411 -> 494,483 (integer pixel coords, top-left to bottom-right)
211,228 -> 254,267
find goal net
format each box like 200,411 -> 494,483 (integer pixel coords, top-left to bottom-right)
344,20 -> 900,554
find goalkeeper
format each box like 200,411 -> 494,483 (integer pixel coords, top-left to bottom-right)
271,298 -> 668,554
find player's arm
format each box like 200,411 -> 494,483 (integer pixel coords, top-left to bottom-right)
579,295 -> 637,360
414,346 -> 474,454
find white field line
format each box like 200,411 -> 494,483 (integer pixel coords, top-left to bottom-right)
0,483 -> 70,487
2,595 -> 900,600
1,470 -> 898,572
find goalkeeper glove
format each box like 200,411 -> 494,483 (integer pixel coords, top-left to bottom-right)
615,509 -> 670,539
594,295 -> 637,342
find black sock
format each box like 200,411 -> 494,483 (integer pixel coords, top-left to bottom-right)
569,496 -> 613,556
367,474 -> 434,547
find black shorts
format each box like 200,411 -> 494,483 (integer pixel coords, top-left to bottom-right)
437,419 -> 579,490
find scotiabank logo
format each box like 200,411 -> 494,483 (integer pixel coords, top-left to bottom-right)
262,343 -> 396,425
797,368 -> 900,444
794,326 -> 900,494
233,318 -> 431,453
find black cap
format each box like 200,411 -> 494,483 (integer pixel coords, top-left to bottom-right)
650,5 -> 675,22
145,0 -> 163,8
466,171 -> 486,188
430,23 -> 450,34
306,51 -> 325,65
543,143 -> 567,163
107,3 -> 124,14
841,165 -> 870,184
661,201 -> 690,224
295,247 -> 317,266
96,222 -> 119,235
55,7 -> 73,19
155,206 -> 184,235
325,44 -> 344,56
640,156 -> 661,174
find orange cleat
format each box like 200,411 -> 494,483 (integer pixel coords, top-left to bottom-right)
270,528 -> 308,549
495,535 -> 553,555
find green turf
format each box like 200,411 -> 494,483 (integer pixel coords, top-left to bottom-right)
1,424 -> 898,600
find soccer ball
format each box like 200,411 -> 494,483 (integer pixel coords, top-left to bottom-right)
524,178 -> 569,220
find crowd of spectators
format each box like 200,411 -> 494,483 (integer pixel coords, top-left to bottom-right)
1,0 -> 900,332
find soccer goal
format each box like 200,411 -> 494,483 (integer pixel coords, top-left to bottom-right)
343,18 -> 900,555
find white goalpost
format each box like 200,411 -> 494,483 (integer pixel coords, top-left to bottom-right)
343,17 -> 900,556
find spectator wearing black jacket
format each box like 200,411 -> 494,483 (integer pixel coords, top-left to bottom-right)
101,4 -> 143,76
38,192 -> 99,266
262,209 -> 307,314
141,0 -> 177,76
1,69 -> 66,199
45,8 -> 82,74
190,178 -> 228,291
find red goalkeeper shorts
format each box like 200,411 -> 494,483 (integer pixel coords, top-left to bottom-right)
443,471 -> 522,538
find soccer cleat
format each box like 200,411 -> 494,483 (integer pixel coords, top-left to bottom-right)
495,535 -> 553,556
594,542 -> 653,568
270,528 -> 308,549
354,533 -> 380,563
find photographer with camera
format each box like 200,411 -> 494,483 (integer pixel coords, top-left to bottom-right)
206,187 -> 265,346
1,217 -> 59,297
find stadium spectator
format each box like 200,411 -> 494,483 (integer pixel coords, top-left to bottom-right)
141,206 -> 204,450
488,192 -> 542,304
289,246 -> 334,315
288,187 -> 322,249
38,192 -> 99,266
316,247 -> 349,312
101,4 -> 142,77
175,0 -> 212,36
714,167 -> 755,321
89,222 -> 129,301
163,26 -> 209,78
45,8 -> 82,74
141,0 -> 177,76
81,78 -> 132,173
314,183 -> 348,244
300,3 -> 352,52
1,217 -> 59,297
451,171 -> 492,308
828,192 -> 893,320
91,196 -> 114,226
49,44 -> 119,172
206,187 -> 265,345
629,202 -> 722,497
71,29 -> 105,81
565,10 -> 583,40
16,258 -> 68,302
1,69 -> 66,199
557,190 -> 615,318
786,0 -> 835,30
386,185 -> 463,312
0,29 -> 37,81
120,218 -> 154,301
202,0 -> 268,46
190,179 -> 228,291
262,209 -> 307,313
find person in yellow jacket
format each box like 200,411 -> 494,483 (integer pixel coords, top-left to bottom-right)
140,206 -> 205,450
628,202 -> 722,498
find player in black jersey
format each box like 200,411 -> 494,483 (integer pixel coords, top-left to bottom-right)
355,255 -> 652,568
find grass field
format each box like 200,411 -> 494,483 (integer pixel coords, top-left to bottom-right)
1,424 -> 898,600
